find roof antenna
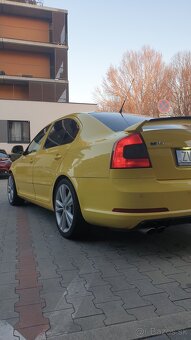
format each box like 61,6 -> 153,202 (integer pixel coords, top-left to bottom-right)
119,79 -> 134,114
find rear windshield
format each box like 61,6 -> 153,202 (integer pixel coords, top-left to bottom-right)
90,112 -> 149,132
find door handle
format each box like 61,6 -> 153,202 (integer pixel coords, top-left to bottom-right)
54,154 -> 62,160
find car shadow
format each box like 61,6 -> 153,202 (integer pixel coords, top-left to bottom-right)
26,202 -> 191,260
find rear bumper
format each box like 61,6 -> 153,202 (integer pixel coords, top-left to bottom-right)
76,177 -> 191,229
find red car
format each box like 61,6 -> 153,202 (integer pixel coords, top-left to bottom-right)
0,152 -> 12,176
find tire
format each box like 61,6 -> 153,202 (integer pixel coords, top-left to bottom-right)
7,174 -> 24,206
54,178 -> 86,239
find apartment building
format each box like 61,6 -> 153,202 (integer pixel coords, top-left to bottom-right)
0,0 -> 69,102
0,0 -> 97,152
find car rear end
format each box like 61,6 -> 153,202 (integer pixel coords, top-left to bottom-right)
0,152 -> 12,177
86,113 -> 191,230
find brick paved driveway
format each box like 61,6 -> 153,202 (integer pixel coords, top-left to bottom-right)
1,178 -> 191,339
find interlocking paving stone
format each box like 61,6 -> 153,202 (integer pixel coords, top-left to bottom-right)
144,270 -> 175,284
67,279 -> 90,296
66,295 -> 103,319
163,256 -> 189,267
96,300 -> 135,325
94,264 -> 120,278
143,256 -> 185,275
167,328 -> 191,339
145,293 -> 185,315
3,317 -> 19,327
38,267 -> 61,280
0,284 -> 18,300
177,265 -> 191,274
15,304 -> 49,329
42,292 -> 72,312
148,335 -> 170,339
34,253 -> 53,263
87,285 -> 121,304
116,289 -> 150,309
104,275 -> 135,291
110,259 -> 136,271
167,273 -> 191,289
59,270 -> 80,285
174,299 -> 191,311
118,268 -> 148,282
74,315 -> 105,330
39,278 -> 65,293
103,252 -> 126,261
72,255 -> 94,267
91,258 -> 113,266
126,305 -> 158,320
16,324 -> 50,340
156,282 -> 191,301
15,287 -> 43,307
85,250 -> 107,258
0,261 -> 17,274
181,256 -> 191,263
37,259 -> 58,271
0,272 -> 18,285
55,260 -> 77,272
81,272 -> 108,288
16,273 -> 41,290
0,299 -> 18,319
131,259 -> 159,273
75,260 -> 98,275
133,279 -> 164,296
0,320 -> 20,340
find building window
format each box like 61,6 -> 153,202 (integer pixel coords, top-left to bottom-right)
8,121 -> 30,143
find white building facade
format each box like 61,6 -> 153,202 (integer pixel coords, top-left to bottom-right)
0,100 -> 97,153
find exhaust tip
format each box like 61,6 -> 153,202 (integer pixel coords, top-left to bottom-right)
139,226 -> 167,235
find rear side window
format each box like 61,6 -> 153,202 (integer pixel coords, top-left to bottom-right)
44,118 -> 79,149
90,112 -> 149,132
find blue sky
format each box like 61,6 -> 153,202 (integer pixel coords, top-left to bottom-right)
44,0 -> 191,103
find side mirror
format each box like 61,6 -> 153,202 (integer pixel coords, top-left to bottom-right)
11,145 -> 24,154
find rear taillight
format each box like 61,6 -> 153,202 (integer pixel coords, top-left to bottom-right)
111,133 -> 151,169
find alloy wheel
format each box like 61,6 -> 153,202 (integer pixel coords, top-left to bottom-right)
8,175 -> 14,203
55,183 -> 74,233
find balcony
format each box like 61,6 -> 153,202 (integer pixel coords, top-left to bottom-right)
0,77 -> 69,102
0,1 -> 68,45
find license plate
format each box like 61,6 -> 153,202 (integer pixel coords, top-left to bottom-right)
176,149 -> 191,166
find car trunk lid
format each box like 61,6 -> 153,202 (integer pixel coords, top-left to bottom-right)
125,117 -> 191,180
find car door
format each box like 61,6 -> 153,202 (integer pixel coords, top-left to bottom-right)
15,126 -> 50,200
32,118 -> 79,207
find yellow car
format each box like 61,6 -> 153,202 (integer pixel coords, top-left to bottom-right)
7,112 -> 191,238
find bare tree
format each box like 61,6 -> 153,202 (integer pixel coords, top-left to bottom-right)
94,46 -> 172,117
170,52 -> 191,116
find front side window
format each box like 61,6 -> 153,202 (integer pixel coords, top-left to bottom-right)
8,121 -> 30,143
44,118 -> 79,149
26,125 -> 50,154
